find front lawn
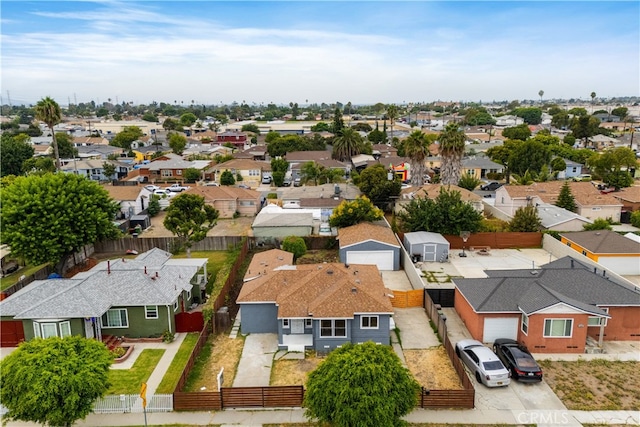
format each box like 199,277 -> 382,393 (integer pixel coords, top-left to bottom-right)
108,349 -> 165,394
539,359 -> 639,410
183,332 -> 245,392
156,332 -> 200,393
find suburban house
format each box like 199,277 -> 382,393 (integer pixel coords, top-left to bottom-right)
237,261 -> 394,352
215,131 -> 248,149
136,153 -> 212,182
184,186 -> 262,218
76,144 -> 125,160
286,150 -> 350,180
338,222 -> 401,271
234,146 -> 267,161
611,186 -> 640,214
560,230 -> 640,275
251,204 -> 315,240
103,184 -> 149,219
0,249 -> 208,347
453,256 -> 640,353
461,156 -> 504,180
554,158 -> 583,180
397,184 -> 484,213
204,158 -> 269,188
494,182 -> 622,222
72,135 -> 110,146
60,159 -> 133,181
536,203 -> 593,231
283,183 -> 362,204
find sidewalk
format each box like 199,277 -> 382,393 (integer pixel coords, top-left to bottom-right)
6,408 -> 639,426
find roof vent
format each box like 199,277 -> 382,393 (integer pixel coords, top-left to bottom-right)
327,270 -> 333,275
530,270 -> 539,275
351,287 -> 357,293
355,279 -> 361,284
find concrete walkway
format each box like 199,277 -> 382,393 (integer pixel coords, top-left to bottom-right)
232,333 -> 278,387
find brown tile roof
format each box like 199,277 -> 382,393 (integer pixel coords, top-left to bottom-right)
299,198 -> 342,208
237,263 -> 393,318
186,186 -> 260,201
503,182 -> 622,207
338,222 -> 399,248
210,158 -> 269,171
244,249 -> 294,281
102,184 -> 142,201
613,186 -> 640,203
72,136 -> 109,145
400,184 -> 482,203
561,230 -> 640,254
285,151 -> 333,162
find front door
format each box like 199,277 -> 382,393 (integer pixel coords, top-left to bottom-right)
291,319 -> 304,334
84,318 -> 95,339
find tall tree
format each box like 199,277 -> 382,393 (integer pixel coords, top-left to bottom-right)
386,104 -> 398,143
0,336 -> 113,427
555,181 -> 577,212
509,140 -> 551,176
501,124 -> 531,141
587,147 -> 637,188
332,108 -> 344,135
304,342 -> 419,427
34,96 -> 62,170
1,173 -> 120,274
163,193 -> 219,258
538,90 -> 544,104
397,186 -> 483,235
55,133 -> 79,159
357,163 -> 402,211
332,127 -> 363,161
403,130 -> 431,186
329,196 -> 383,228
1,134 -> 35,177
508,205 -> 541,232
111,126 -> 143,150
438,122 -> 466,185
571,115 -> 601,148
168,132 -> 188,155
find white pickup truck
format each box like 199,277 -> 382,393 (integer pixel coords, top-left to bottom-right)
167,183 -> 190,192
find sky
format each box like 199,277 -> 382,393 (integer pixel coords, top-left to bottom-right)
1,1 -> 639,107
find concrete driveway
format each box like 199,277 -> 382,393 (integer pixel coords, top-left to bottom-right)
381,270 -> 414,290
392,307 -> 440,349
440,307 -> 566,411
232,333 -> 278,387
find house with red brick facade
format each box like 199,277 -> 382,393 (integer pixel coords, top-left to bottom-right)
453,256 -> 640,353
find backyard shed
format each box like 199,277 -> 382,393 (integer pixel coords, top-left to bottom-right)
403,231 -> 450,263
129,215 -> 151,231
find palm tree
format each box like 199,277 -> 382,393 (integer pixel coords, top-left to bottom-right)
590,92 -> 596,112
332,127 -> 363,161
35,96 -> 62,170
538,90 -> 544,104
387,104 -> 398,144
438,122 -> 466,185
404,130 -> 431,186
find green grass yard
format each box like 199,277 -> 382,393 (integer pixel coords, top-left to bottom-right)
156,333 -> 200,393
108,349 -> 165,394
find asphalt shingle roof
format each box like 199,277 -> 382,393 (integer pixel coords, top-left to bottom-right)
454,256 -> 640,315
338,222 -> 400,248
561,230 -> 640,254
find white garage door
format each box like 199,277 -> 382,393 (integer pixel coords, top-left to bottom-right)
483,317 -> 519,343
346,251 -> 394,271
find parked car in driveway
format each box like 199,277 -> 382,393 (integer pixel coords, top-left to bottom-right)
480,181 -> 503,191
456,339 -> 511,387
167,183 -> 189,192
144,184 -> 161,192
492,339 -> 543,382
153,189 -> 172,198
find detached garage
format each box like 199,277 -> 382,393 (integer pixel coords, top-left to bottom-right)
403,232 -> 450,263
338,222 -> 400,271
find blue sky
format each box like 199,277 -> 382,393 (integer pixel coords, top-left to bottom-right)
1,1 -> 638,106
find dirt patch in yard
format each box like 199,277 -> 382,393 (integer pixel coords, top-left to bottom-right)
184,332 -> 244,392
270,351 -> 324,386
403,347 -> 463,390
296,249 -> 339,264
539,359 -> 639,410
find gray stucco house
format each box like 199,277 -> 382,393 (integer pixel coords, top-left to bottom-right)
237,261 -> 394,352
338,222 -> 401,271
403,231 -> 450,263
0,249 -> 207,347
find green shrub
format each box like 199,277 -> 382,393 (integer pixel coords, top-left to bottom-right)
282,236 -> 307,259
630,211 -> 640,228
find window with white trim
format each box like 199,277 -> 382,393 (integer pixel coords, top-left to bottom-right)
102,308 -> 129,328
59,321 -> 71,338
305,319 -> 312,328
543,319 -> 572,337
176,169 -> 182,175
145,306 -> 159,319
173,300 -> 179,312
282,319 -> 290,328
161,170 -> 172,177
41,323 -> 57,338
588,308 -> 609,327
521,313 -> 529,335
360,316 -> 379,329
33,322 -> 41,338
186,289 -> 192,301
320,319 -> 347,337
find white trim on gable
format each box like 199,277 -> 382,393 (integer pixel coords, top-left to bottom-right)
526,302 -> 609,317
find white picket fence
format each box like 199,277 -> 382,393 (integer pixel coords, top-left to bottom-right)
92,394 -> 173,414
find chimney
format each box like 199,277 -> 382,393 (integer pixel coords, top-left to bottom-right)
570,259 -> 574,269
107,260 -> 111,274
144,266 -> 147,274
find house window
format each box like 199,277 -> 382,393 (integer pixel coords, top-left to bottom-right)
102,309 -> 129,328
186,290 -> 192,301
173,300 -> 179,312
320,320 -> 347,337
592,207 -> 601,211
305,319 -> 312,328
521,313 -> 529,335
361,316 -> 379,329
572,167 -> 577,173
59,321 -> 71,338
33,322 -> 41,338
543,319 -> 573,337
145,306 -> 159,319
588,308 -> 609,326
176,169 -> 182,175
161,170 -> 172,177
41,323 -> 58,338
283,319 -> 290,328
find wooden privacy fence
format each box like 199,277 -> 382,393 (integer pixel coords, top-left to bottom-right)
92,394 -> 173,414
443,232 -> 542,249
93,236 -> 245,253
174,386 -> 304,411
417,388 -> 475,409
390,289 -> 424,308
